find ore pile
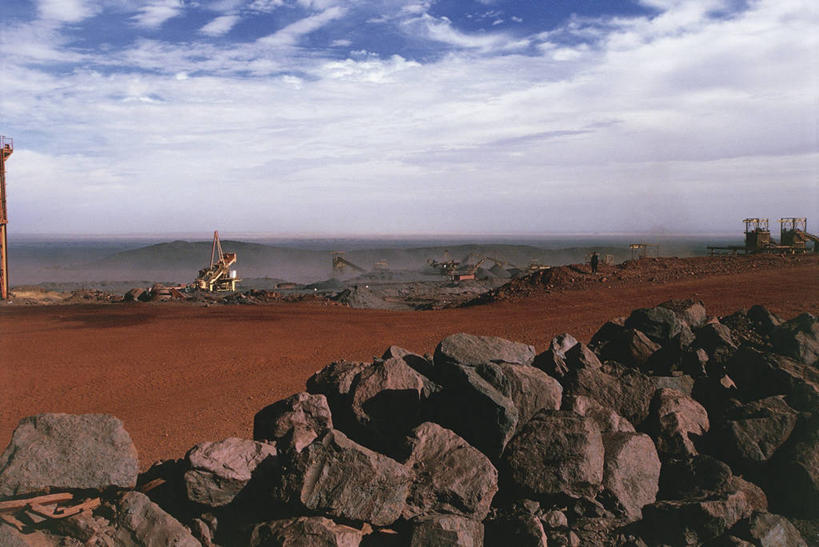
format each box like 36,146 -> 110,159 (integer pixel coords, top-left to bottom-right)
1,301 -> 817,546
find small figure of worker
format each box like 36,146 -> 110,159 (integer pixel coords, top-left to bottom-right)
590,251 -> 599,273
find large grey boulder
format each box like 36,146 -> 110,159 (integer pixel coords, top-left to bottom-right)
771,313 -> 819,365
114,491 -> 200,547
474,362 -> 562,430
0,413 -> 139,497
306,361 -> 369,407
402,423 -> 498,521
711,396 -> 798,472
726,349 -> 819,410
660,299 -> 708,329
348,357 -> 438,453
645,388 -> 709,460
562,363 -> 657,427
253,392 -> 333,452
625,306 -> 692,346
563,395 -> 635,434
184,437 -> 278,507
409,515 -> 484,547
599,328 -> 660,368
382,345 -> 436,380
277,429 -> 411,526
502,410 -> 604,500
564,342 -> 602,371
430,363 -> 519,460
434,333 -> 535,367
602,432 -> 661,520
250,517 -> 364,547
767,412 -> 819,517
731,512 -> 807,547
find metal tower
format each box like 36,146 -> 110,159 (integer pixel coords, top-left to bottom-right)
0,136 -> 13,300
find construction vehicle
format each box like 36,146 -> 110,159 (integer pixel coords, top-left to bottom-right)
427,250 -> 460,276
450,257 -> 485,282
708,218 -> 818,255
331,251 -> 367,274
194,231 -> 240,292
0,137 -> 12,300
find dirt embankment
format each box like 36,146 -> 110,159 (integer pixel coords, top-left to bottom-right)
1,256 -> 818,466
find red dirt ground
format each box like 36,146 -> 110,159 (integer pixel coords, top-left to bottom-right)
2,259 -> 818,468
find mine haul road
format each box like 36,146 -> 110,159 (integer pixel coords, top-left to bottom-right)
1,259 -> 818,467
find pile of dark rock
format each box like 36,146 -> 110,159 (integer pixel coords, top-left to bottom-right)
1,300 -> 816,546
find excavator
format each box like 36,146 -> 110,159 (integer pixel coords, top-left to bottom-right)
427,250 -> 460,276
194,231 -> 240,292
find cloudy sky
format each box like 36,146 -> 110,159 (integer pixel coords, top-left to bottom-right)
1,0 -> 816,235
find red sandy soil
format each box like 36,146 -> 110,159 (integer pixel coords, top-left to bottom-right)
2,257 -> 818,468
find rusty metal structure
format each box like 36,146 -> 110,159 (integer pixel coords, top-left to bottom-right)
331,251 -> 366,274
0,137 -> 13,300
709,218 -> 818,255
194,231 -> 240,292
629,243 -> 659,259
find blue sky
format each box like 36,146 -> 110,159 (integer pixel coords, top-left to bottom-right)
1,0 -> 816,235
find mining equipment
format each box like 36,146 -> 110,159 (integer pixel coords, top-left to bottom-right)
708,218 -> 818,255
427,250 -> 460,276
331,251 -> 367,274
0,136 -> 12,300
373,259 -> 390,271
194,231 -> 240,292
450,257 -> 485,282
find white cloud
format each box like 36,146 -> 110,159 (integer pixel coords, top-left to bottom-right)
258,6 -> 347,47
37,0 -> 96,23
3,0 -> 817,234
405,13 -> 529,51
132,0 -> 185,29
200,14 -> 241,36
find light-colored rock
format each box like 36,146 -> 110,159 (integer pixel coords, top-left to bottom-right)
602,432 -> 661,520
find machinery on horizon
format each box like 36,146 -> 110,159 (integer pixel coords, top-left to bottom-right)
0,136 -> 12,300
331,251 -> 367,274
708,218 -> 819,255
194,231 -> 240,292
427,250 -> 461,276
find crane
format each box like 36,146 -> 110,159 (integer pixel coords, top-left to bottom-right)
0,137 -> 12,300
194,231 -> 240,292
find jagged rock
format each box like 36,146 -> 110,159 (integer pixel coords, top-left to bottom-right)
747,305 -> 782,335
563,395 -> 635,434
48,510 -> 116,545
484,513 -> 548,546
402,422 -> 498,521
0,413 -> 139,497
190,518 -> 216,547
502,410 -> 604,500
692,374 -> 740,419
306,361 -> 369,404
602,432 -> 661,520
625,306 -> 691,346
599,328 -> 661,368
430,362 -> 519,460
642,483 -> 756,545
660,299 -> 708,329
382,345 -> 436,381
731,511 -> 807,547
562,363 -> 657,427
770,313 -> 819,365
551,333 -> 579,357
347,357 -> 438,453
254,392 -> 333,452
652,375 -> 695,397
589,318 -> 627,351
645,388 -> 709,459
408,514 -> 484,547
250,516 -> 364,546
184,437 -> 278,507
474,362 -> 562,430
565,342 -> 602,371
113,491 -> 200,546
696,322 -> 737,355
681,348 -> 709,377
531,349 -> 568,379
767,412 -> 819,517
658,455 -> 734,500
276,429 -> 411,526
541,509 -> 568,529
711,396 -> 798,472
726,348 -> 819,410
434,333 -> 536,367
